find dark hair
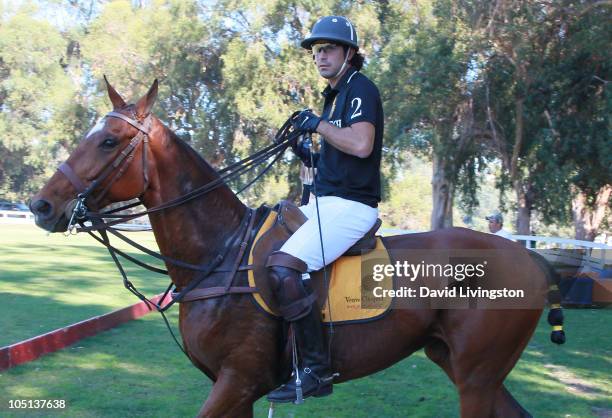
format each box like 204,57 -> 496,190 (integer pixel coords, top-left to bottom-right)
342,45 -> 364,70
351,51 -> 365,70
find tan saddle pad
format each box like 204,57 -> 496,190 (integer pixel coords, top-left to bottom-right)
247,207 -> 393,324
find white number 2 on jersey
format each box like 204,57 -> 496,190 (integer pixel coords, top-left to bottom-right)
350,97 -> 362,119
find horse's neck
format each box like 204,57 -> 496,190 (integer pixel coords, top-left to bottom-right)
143,122 -> 247,288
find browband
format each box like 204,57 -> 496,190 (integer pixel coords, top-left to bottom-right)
106,111 -> 151,134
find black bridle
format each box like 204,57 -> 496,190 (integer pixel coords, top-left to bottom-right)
55,109 -> 301,355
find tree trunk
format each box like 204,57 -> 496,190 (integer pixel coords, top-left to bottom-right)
431,153 -> 454,230
514,179 -> 531,235
510,94 -> 531,235
510,97 -> 524,177
572,185 -> 612,241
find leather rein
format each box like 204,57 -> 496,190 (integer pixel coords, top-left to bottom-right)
55,109 -> 299,354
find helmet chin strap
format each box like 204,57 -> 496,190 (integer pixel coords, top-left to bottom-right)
328,48 -> 351,80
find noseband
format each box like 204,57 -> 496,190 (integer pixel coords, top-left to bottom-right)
58,111 -> 151,230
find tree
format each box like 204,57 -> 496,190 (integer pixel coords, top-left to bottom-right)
545,1 -> 612,240
0,3 -> 78,199
372,0 -> 485,229
476,0 -> 611,238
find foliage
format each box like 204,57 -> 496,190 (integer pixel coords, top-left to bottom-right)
378,155 -> 433,230
0,0 -> 609,237
471,0 -> 611,231
543,1 -> 611,208
0,3 -> 79,198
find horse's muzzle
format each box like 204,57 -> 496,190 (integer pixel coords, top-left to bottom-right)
30,198 -> 69,232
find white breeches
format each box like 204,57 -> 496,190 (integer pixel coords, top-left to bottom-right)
280,196 -> 379,272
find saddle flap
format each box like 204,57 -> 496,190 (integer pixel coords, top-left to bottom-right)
248,203 -> 309,314
310,236 -> 393,323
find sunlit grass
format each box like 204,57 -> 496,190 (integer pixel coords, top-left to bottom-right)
0,224 -> 167,346
1,224 -> 610,417
0,309 -> 609,417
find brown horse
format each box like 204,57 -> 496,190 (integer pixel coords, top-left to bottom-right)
31,79 -> 564,418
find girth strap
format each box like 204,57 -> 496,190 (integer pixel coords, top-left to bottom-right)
174,286 -> 257,303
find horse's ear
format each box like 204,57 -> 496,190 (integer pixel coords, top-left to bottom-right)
103,75 -> 126,109
135,79 -> 158,118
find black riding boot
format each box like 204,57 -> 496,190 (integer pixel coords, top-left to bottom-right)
267,307 -> 334,403
265,252 -> 334,403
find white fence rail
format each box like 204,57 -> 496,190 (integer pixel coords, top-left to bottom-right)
381,228 -> 611,271
381,228 -> 611,249
0,210 -> 35,224
511,234 -> 612,250
513,235 -> 611,272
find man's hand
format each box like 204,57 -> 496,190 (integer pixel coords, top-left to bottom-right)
291,110 -> 322,134
291,136 -> 319,168
291,136 -> 312,165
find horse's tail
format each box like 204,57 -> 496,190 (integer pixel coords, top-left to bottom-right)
528,251 -> 566,344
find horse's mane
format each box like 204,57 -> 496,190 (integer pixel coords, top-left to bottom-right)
160,120 -> 220,179
113,104 -> 217,176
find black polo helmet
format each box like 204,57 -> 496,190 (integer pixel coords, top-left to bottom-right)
301,16 -> 359,50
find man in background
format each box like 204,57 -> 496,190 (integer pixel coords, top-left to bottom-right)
486,212 -> 514,240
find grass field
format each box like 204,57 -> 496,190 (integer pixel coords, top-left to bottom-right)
1,224 -> 611,417
0,224 -> 166,346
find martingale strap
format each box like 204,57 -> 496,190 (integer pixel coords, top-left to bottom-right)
89,208 -> 255,358
171,206 -> 259,303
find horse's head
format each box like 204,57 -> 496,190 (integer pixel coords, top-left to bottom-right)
31,77 -> 159,232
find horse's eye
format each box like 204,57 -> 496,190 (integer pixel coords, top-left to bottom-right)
100,137 -> 118,149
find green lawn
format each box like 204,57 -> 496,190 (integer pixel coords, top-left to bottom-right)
0,310 -> 610,417
0,224 -> 167,346
1,224 -> 611,417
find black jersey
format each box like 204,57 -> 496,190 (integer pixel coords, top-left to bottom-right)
313,67 -> 383,208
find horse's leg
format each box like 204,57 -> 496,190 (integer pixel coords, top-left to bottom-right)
197,369 -> 259,418
456,385 -> 498,418
424,338 -> 455,383
454,380 -> 532,418
428,339 -> 497,417
492,385 -> 533,418
424,339 -> 498,417
440,309 -> 539,418
425,339 -> 500,417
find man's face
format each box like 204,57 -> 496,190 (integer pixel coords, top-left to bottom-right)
312,42 -> 351,79
488,220 -> 502,233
